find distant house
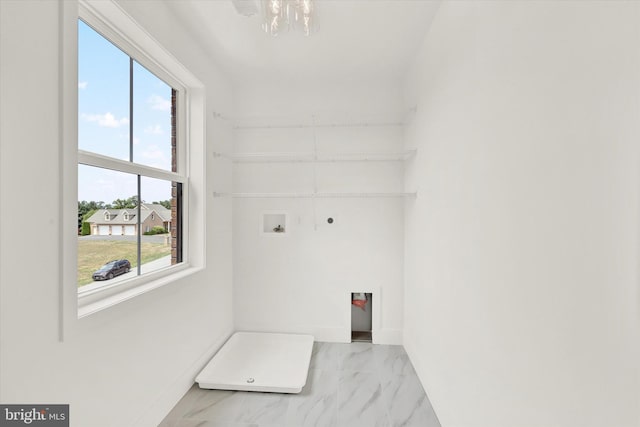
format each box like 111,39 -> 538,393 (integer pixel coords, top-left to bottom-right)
86,203 -> 171,236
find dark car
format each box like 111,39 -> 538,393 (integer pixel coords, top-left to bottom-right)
92,259 -> 131,281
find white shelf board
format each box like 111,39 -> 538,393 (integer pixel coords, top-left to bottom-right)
214,150 -> 416,163
213,192 -> 417,199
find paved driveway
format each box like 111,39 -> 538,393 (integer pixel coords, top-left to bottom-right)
79,234 -> 170,244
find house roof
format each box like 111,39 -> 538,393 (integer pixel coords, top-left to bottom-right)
86,203 -> 171,225
143,203 -> 171,222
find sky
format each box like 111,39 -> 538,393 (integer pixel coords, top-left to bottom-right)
78,20 -> 173,204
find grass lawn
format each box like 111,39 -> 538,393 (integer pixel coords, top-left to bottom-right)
77,239 -> 171,286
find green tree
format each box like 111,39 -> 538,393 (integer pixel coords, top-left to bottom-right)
110,195 -> 139,209
78,200 -> 105,219
153,200 -> 171,210
83,209 -> 97,221
81,221 -> 91,236
78,200 -> 105,233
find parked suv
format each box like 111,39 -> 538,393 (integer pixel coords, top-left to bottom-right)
92,259 -> 131,281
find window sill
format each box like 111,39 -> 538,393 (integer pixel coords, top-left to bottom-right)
78,263 -> 202,318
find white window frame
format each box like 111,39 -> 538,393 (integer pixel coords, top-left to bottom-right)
61,0 -> 206,331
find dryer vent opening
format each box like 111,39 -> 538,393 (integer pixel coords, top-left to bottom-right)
351,292 -> 372,343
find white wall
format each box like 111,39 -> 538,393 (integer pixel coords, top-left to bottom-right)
0,1 -> 233,426
404,1 -> 640,426
232,83 -> 407,343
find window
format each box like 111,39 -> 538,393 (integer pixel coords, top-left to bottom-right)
65,1 -> 206,319
77,19 -> 183,289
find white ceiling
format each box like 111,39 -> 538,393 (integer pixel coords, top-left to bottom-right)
167,0 -> 441,86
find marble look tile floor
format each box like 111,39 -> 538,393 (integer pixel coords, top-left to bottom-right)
159,342 -> 440,427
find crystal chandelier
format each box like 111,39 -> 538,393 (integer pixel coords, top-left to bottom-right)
262,0 -> 316,36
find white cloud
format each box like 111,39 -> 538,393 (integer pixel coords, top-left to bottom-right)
119,134 -> 140,145
140,145 -> 165,160
144,124 -> 163,135
139,144 -> 170,170
78,81 -> 88,90
81,112 -> 129,128
148,94 -> 171,112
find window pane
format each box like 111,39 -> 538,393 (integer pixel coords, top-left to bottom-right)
77,18 -> 183,295
78,21 -> 130,160
133,61 -> 174,171
77,165 -> 138,287
140,176 -> 175,275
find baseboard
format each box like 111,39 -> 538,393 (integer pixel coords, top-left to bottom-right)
228,327 -> 402,345
133,329 -> 232,427
312,327 -> 403,344
311,327 -> 350,343
373,328 -> 403,345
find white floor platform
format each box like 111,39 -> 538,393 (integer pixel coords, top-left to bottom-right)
196,332 -> 314,393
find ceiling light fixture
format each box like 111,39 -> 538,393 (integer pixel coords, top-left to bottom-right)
231,0 -> 316,36
262,0 -> 316,36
